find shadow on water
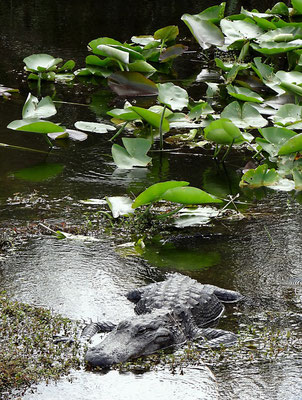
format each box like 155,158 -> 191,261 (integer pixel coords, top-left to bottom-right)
0,0 -> 302,399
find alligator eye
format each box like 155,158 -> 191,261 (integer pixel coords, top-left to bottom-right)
135,327 -> 148,336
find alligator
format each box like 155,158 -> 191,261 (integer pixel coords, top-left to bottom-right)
84,273 -> 243,368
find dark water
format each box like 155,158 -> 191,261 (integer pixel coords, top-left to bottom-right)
0,1 -> 302,399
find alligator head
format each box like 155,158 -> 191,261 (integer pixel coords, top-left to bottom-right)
84,309 -> 188,367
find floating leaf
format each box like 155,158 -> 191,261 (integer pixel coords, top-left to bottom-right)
278,132 -> 302,155
11,163 -> 64,182
88,37 -> 122,55
240,164 -> 279,187
220,19 -> 264,45
132,181 -> 189,208
130,106 -> 170,132
272,104 -> 302,126
96,45 -> 130,64
0,85 -> 18,98
74,121 -> 116,133
157,82 -> 189,111
161,186 -> 222,204
154,25 -> 179,42
112,138 -> 152,169
107,107 -> 139,121
257,126 -> 296,156
257,26 -> 302,42
106,196 -> 134,218
108,71 -> 158,96
221,101 -> 267,129
22,94 -> 56,119
48,129 -> 88,142
204,118 -> 244,145
128,60 -> 156,73
251,40 -> 302,55
131,35 -> 158,46
227,84 -> 264,103
23,54 -> 62,72
292,0 -> 302,13
7,119 -> 65,134
181,13 -> 224,49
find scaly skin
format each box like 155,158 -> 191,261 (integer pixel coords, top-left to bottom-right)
84,274 -> 243,367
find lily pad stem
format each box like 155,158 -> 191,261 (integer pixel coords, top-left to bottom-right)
44,134 -> 53,149
221,139 -> 234,163
213,144 -> 222,158
116,60 -> 125,72
109,121 -> 129,141
159,105 -> 167,150
37,72 -> 42,97
135,204 -> 152,221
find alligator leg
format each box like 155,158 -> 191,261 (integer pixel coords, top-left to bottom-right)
81,321 -> 117,340
207,285 -> 243,303
196,327 -> 237,347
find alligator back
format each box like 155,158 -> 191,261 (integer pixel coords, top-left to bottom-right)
132,274 -> 225,328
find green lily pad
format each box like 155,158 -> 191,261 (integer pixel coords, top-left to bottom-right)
251,40 -> 302,55
23,54 -> 63,72
157,82 -> 189,111
204,118 -> 244,145
227,84 -> 264,103
154,25 -> 179,42
85,55 -> 112,67
88,37 -> 122,55
22,94 -> 57,119
7,119 -> 65,134
161,186 -> 222,204
240,164 -> 279,187
220,19 -> 264,45
130,106 -> 170,132
181,13 -> 224,49
112,138 -> 152,169
278,132 -> 302,155
107,107 -> 139,121
96,45 -> 130,64
131,35 -> 158,46
132,181 -> 189,208
74,121 -> 116,133
221,101 -> 268,129
273,104 -> 302,126
128,60 -> 156,73
292,0 -> 302,13
257,26 -> 302,42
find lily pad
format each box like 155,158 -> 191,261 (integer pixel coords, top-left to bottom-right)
157,82 -> 189,111
239,164 -> 279,187
106,196 -> 134,218
23,54 -> 62,72
221,101 -> 267,129
112,138 -> 152,169
161,186 -> 222,204
22,94 -> 57,119
278,132 -> 302,155
181,13 -> 224,49
272,104 -> 302,126
7,119 -> 65,134
204,118 -> 245,145
74,121 -> 116,133
154,25 -> 179,42
108,71 -> 158,96
132,181 -> 189,208
227,84 -> 264,103
220,19 -> 264,45
130,106 -> 170,132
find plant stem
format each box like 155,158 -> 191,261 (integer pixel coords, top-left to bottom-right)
44,134 -> 53,149
37,72 -> 42,97
135,204 -> 152,221
0,142 -> 48,154
159,105 -> 167,150
109,121 -> 129,141
221,139 -> 234,163
213,144 -> 222,158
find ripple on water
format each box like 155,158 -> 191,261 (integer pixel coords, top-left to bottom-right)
22,367 -> 219,400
